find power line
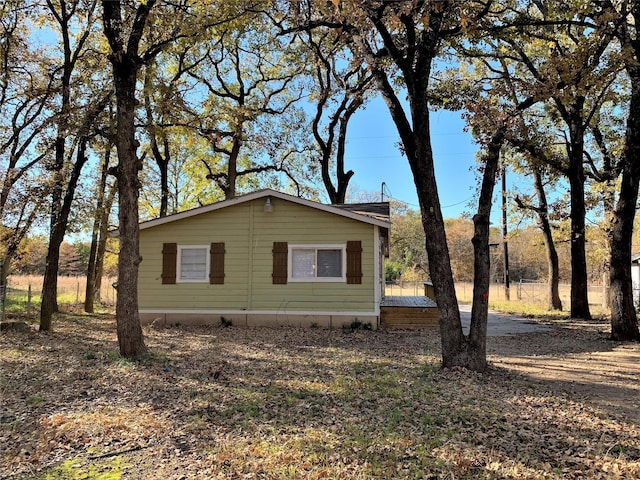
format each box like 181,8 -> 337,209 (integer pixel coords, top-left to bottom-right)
382,191 -> 475,211
349,132 -> 473,140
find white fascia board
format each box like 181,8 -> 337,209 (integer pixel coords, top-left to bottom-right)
123,189 -> 390,234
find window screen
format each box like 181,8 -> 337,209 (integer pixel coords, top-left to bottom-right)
289,246 -> 344,281
317,249 -> 341,277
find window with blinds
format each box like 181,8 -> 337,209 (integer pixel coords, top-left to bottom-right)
178,246 -> 209,282
289,245 -> 345,282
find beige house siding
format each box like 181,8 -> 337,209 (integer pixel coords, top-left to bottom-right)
138,196 -> 378,321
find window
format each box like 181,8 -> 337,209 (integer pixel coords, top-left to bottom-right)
177,245 -> 209,282
289,245 -> 346,282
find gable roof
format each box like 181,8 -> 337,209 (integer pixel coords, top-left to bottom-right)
137,189 -> 391,232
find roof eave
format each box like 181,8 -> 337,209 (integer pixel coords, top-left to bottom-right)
111,189 -> 391,237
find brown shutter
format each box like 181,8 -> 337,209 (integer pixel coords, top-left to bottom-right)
346,240 -> 362,284
209,242 -> 225,284
272,242 -> 288,284
161,243 -> 177,284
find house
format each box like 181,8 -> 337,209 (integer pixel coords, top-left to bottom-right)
136,189 -> 391,329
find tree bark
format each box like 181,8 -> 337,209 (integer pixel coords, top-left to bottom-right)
226,136 -> 241,199
606,2 -> 640,341
362,3 -> 486,370
609,69 -> 640,340
95,182 -> 117,304
501,166 -> 510,300
532,170 -> 563,311
469,127 -> 505,372
85,146 -> 112,313
609,163 -> 640,340
39,0 -> 73,330
40,90 -> 110,329
112,57 -> 147,356
40,134 -> 93,330
566,101 -> 591,319
102,0 -> 153,357
143,65 -> 169,216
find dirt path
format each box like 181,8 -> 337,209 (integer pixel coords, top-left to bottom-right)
487,318 -> 640,424
459,303 -> 552,336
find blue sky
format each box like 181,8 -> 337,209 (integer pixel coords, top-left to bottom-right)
343,95 -> 482,218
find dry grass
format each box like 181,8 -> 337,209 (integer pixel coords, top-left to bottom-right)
386,282 -> 612,318
1,313 -> 639,479
3,276 -> 118,315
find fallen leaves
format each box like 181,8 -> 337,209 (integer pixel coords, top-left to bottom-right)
1,314 -> 640,479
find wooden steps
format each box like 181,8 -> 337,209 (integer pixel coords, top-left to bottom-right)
380,296 -> 439,330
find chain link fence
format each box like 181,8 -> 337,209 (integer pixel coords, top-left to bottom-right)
385,280 -> 612,308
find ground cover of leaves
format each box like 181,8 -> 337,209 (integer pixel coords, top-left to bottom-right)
1,313 -> 639,479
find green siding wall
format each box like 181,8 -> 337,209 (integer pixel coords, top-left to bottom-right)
138,197 -> 377,313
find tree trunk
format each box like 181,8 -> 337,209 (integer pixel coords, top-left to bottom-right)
39,0 -> 75,330
39,108 -> 69,329
501,167 -> 510,301
40,136 -> 92,329
144,65 -> 169,217
404,91 -> 466,369
332,106 -> 357,204
1,243 -> 18,295
225,135 -> 241,199
158,139 -> 169,216
468,127 -> 505,372
609,69 -> 640,340
102,0 -> 155,357
85,229 -> 98,313
367,5 -> 491,370
39,225 -> 63,330
85,146 -> 111,313
566,103 -> 591,319
601,184 -> 615,309
568,168 -> 590,319
378,76 -> 466,368
94,183 -> 117,304
532,170 -> 563,311
40,89 -> 110,328
112,57 -> 147,357
609,166 -> 640,340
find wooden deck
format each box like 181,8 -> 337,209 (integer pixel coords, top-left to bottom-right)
380,296 -> 439,330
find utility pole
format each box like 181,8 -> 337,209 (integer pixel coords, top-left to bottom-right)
502,166 -> 510,300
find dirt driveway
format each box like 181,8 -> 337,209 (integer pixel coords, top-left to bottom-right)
459,303 -> 552,336
481,314 -> 640,425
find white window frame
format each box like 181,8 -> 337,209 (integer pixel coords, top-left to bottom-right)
288,244 -> 346,283
176,245 -> 210,283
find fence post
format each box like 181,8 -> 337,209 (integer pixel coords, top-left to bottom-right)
0,279 -> 5,324
27,284 -> 32,319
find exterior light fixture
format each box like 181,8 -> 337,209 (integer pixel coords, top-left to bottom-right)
263,196 -> 273,213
